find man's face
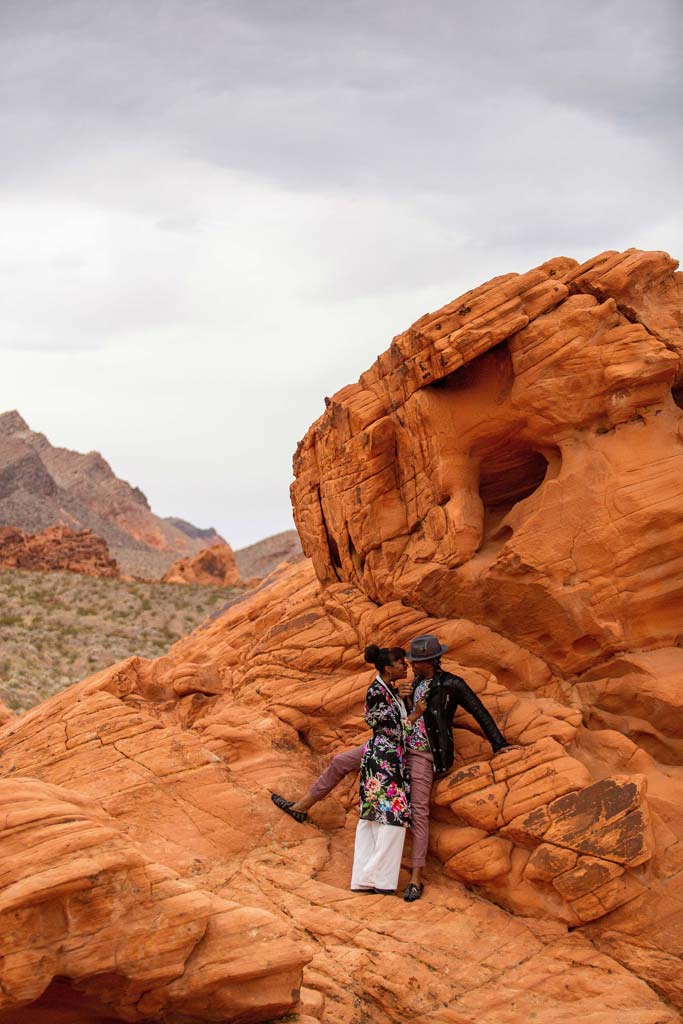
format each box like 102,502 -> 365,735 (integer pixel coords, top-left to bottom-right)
410,658 -> 437,678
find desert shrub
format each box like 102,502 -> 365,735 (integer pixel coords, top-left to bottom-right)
0,613 -> 23,627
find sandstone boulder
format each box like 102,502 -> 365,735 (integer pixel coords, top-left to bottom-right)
161,543 -> 243,586
291,248 -> 683,677
0,777 -> 307,1023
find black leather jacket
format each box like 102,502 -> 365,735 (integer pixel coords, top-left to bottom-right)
410,666 -> 508,775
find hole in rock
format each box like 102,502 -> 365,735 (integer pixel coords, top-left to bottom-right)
672,385 -> 683,410
478,446 -> 550,510
474,440 -> 557,539
474,441 -> 559,545
572,634 -> 602,656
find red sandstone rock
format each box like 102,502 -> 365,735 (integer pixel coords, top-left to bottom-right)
291,248 -> 683,676
0,699 -> 13,726
161,543 -> 242,586
1,248 -> 683,1020
0,777 -> 307,1022
0,524 -> 120,577
0,678 -> 677,1024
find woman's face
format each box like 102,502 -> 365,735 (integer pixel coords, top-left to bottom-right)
388,656 -> 408,681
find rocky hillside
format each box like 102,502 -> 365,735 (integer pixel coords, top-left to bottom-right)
0,411 -> 226,564
0,567 -> 243,712
234,528 -> 303,578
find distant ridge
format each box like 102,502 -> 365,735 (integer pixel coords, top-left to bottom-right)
234,529 -> 303,579
0,411 -> 225,566
165,517 -> 224,545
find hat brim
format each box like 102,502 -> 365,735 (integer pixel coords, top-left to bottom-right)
406,643 -> 449,661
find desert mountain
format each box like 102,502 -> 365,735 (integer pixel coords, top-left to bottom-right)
164,516 -> 225,546
0,411 -> 226,568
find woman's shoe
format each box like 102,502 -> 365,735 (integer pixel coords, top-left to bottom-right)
403,882 -> 424,902
270,792 -> 308,823
373,888 -> 396,895
351,887 -> 376,894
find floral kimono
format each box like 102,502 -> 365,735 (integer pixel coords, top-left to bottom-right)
358,676 -> 411,828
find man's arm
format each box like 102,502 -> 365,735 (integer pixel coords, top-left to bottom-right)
451,676 -> 509,752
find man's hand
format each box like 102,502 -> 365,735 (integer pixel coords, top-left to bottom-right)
397,680 -> 412,698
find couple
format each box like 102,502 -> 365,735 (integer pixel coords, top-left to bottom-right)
272,634 -> 512,902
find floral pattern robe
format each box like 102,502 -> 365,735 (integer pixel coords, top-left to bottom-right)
358,676 -> 411,828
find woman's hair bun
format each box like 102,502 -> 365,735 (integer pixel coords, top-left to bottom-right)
364,644 -> 381,664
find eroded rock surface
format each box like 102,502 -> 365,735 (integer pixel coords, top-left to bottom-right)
0,525 -> 120,577
162,543 -> 243,587
292,249 -> 683,676
1,249 -> 682,1022
0,777 -> 307,1023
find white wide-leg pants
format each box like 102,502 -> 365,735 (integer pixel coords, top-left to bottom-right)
351,819 -> 406,891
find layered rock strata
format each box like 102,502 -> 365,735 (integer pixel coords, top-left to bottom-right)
0,525 -> 120,577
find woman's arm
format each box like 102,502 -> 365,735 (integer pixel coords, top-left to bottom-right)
364,682 -> 401,730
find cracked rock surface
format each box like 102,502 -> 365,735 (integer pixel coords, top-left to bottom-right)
1,249 -> 682,1022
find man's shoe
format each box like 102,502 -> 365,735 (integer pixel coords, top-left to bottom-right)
403,882 -> 423,902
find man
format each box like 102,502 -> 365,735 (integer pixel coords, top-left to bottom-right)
271,634 -> 514,902
401,633 -> 513,901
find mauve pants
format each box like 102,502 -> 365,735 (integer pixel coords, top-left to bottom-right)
308,743 -> 433,868
309,743 -> 365,801
406,751 -> 434,868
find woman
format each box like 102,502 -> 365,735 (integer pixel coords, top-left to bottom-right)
351,644 -> 427,895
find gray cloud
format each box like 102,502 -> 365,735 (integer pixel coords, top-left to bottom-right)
0,0 -> 681,544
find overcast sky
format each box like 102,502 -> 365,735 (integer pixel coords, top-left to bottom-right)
1,1 -> 681,547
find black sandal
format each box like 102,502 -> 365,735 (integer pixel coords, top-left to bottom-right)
271,792 -> 308,823
373,888 -> 396,895
351,887 -> 376,894
403,883 -> 424,902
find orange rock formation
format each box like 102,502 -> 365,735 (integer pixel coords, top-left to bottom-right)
1,248 -> 682,1023
0,699 -> 13,726
161,543 -> 242,587
0,525 -> 120,577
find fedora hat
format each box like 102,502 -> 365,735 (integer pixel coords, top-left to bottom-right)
406,634 -> 448,662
